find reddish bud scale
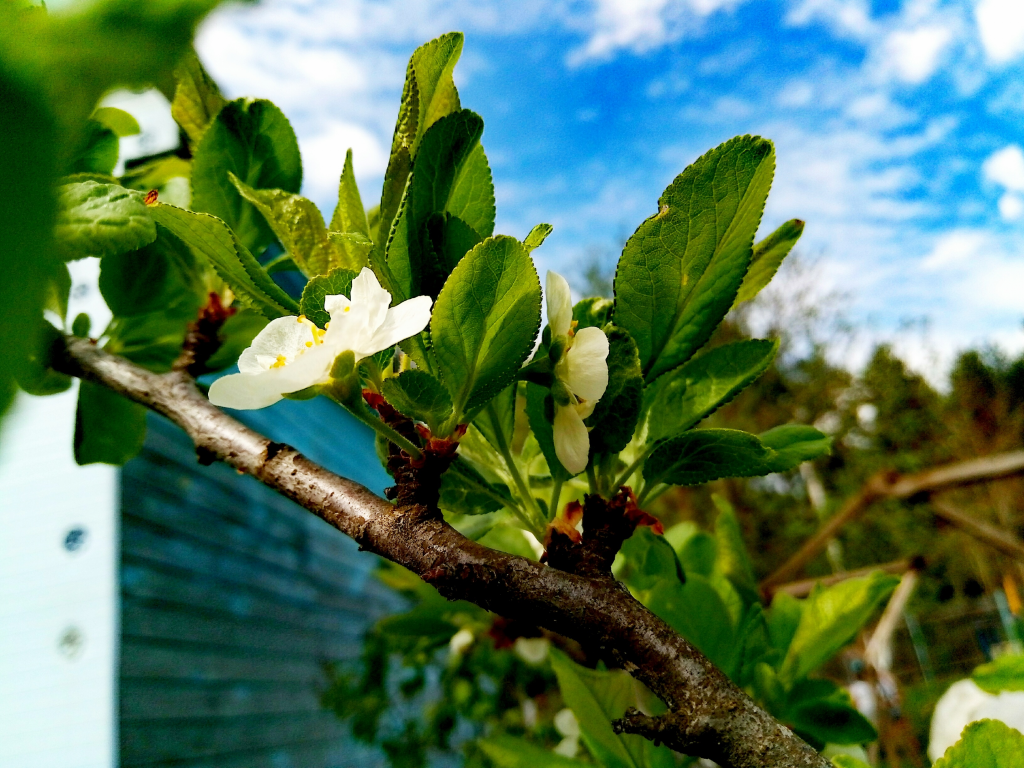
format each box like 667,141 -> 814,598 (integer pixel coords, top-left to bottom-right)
144,189 -> 159,206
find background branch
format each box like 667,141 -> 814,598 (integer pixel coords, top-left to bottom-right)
53,335 -> 828,768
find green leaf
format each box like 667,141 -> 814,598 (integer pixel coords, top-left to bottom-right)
735,603 -> 771,686
472,383 -> 515,455
379,32 -> 464,249
617,525 -> 684,592
148,202 -> 298,318
644,339 -> 778,444
439,457 -> 511,517
99,227 -> 198,317
549,648 -> 673,768
972,654 -> 1024,694
328,232 -> 373,267
204,309 -> 268,373
646,575 -> 736,672
171,49 -> 226,149
526,382 -> 572,481
55,182 -> 156,261
932,719 -> 1024,768
713,495 -> 758,602
760,424 -> 834,471
432,235 -> 541,421
644,426 -> 831,488
91,106 -> 140,137
524,223 -> 553,252
573,297 -> 614,331
45,263 -> 72,321
298,268 -> 358,329
229,172 -> 356,276
733,218 -> 804,307
587,326 -> 643,455
71,313 -> 91,338
330,148 -> 370,237
386,109 -> 486,299
477,736 -> 588,768
678,530 -> 717,578
778,572 -> 899,687
782,679 -> 876,748
15,320 -> 72,396
614,135 -> 775,382
74,380 -> 147,466
446,142 -> 495,241
104,300 -> 200,373
382,370 -> 453,433
766,591 -> 803,657
69,120 -> 118,175
832,757 -> 872,768
190,97 -> 302,255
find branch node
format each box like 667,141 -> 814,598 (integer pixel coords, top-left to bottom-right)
173,292 -> 236,377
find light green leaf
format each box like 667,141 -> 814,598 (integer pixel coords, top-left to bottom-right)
587,326 -> 643,455
190,97 -> 302,255
472,383 -> 516,455
432,235 -> 541,421
477,736 -> 587,768
972,654 -> 1024,694
68,120 -> 118,175
330,148 -> 370,237
298,268 -> 358,329
766,591 -> 803,657
378,32 -> 464,249
170,49 -> 226,148
327,231 -> 373,267
45,263 -> 72,321
91,106 -> 139,137
778,572 -> 899,687
524,223 -> 553,252
148,202 -> 298,318
678,530 -> 717,578
382,370 -> 453,433
644,339 -> 778,444
616,525 -> 684,592
75,380 -> 147,466
733,218 -> 804,307
229,172 -> 356,276
550,648 -> 673,768
832,757 -> 872,768
573,297 -> 614,331
646,575 -> 736,672
446,141 -> 495,240
614,135 -> 775,381
103,299 -> 200,373
439,457 -> 511,517
644,426 -> 831,487
713,495 -> 758,602
932,720 -> 1024,768
55,182 -> 156,261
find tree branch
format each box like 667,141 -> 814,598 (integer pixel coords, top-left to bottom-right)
54,335 -> 827,768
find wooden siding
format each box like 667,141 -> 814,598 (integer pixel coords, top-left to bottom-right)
119,398 -> 398,767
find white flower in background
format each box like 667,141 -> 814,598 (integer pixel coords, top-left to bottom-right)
546,270 -> 609,474
553,707 -> 581,758
513,636 -> 550,665
448,628 -> 475,657
209,268 -> 432,410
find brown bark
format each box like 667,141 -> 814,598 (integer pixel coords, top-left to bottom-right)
54,335 -> 827,768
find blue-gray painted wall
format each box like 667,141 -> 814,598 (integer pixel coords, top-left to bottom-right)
119,397 -> 398,767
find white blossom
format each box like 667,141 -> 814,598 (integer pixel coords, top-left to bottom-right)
546,270 -> 609,474
209,268 -> 431,410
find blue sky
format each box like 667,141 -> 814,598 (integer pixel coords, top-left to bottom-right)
148,0 -> 1024,374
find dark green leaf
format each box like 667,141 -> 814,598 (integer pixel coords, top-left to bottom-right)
299,268 -> 358,329
439,457 -> 511,516
678,530 -> 717,578
972,654 -> 1024,694
190,97 -> 302,255
733,218 -> 804,307
524,223 -> 553,252
71,313 -> 91,338
91,106 -> 140,137
614,136 -> 775,381
229,172 -> 355,276
617,526 -> 684,592
68,120 -> 118,175
204,309 -> 268,372
526,382 -> 572,481
99,227 -> 198,316
171,49 -> 226,149
104,301 -> 199,373
573,297 -> 614,331
15,320 -> 71,396
587,325 -> 643,454
472,383 -> 515,455
477,736 -> 587,768
734,603 -> 771,685
55,182 -> 156,261
646,575 -> 736,672
782,679 -> 876,747
644,339 -> 778,444
766,591 -> 803,658
713,495 -> 758,602
932,719 -> 1024,768
431,235 -> 541,420
45,263 -> 72,321
149,202 -> 298,318
382,370 -> 453,433
74,380 -> 147,466
778,572 -> 899,686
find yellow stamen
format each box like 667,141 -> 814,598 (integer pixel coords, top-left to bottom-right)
305,341 -> 313,348
270,354 -> 288,369
297,315 -> 306,324
344,306 -> 351,313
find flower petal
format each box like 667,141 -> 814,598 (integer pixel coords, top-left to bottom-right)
238,316 -> 316,373
564,326 -> 609,401
350,267 -> 391,332
546,270 -> 573,338
208,371 -> 287,410
361,295 -> 433,358
554,403 -> 590,474
324,293 -> 351,317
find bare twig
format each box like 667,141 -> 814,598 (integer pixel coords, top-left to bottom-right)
931,500 -> 1024,564
762,452 -> 1024,590
53,335 -> 827,768
771,558 -> 915,599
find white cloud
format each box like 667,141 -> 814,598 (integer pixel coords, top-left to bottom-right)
881,24 -> 954,84
298,121 -> 389,205
785,0 -> 875,41
998,192 -> 1024,220
975,0 -> 1024,64
982,144 -> 1024,191
921,228 -> 991,269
